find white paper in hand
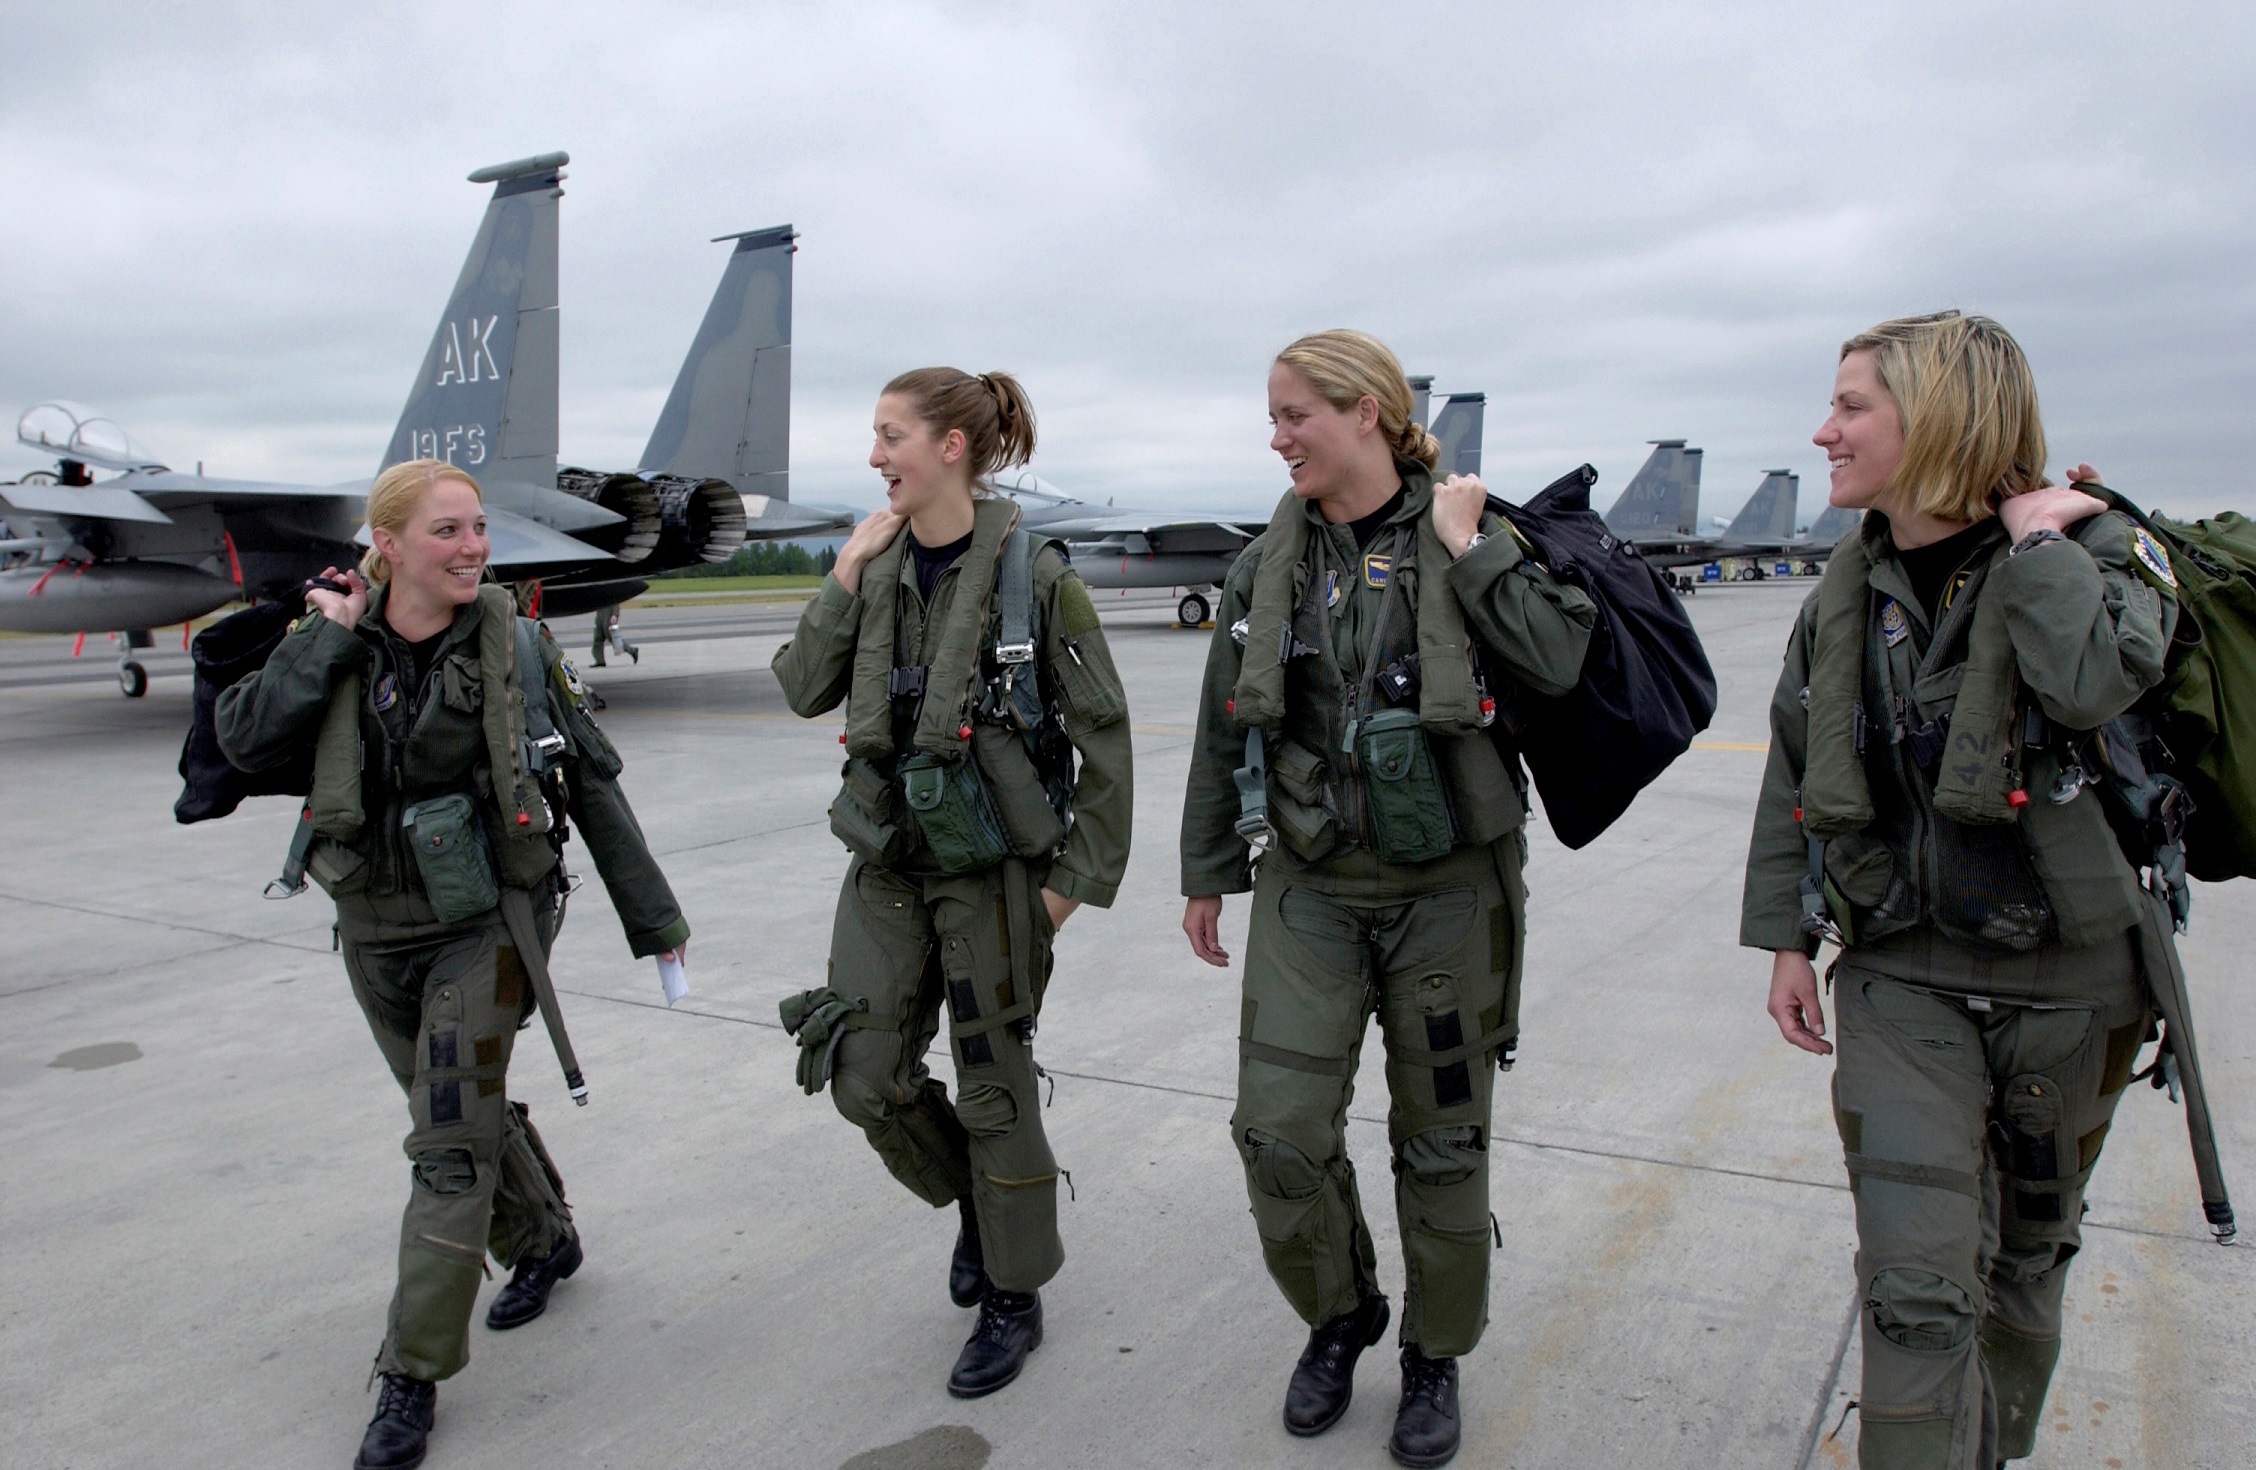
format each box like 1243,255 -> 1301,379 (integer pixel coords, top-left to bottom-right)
656,953 -> 688,1007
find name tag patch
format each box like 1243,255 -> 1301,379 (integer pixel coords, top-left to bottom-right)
1363,552 -> 1392,589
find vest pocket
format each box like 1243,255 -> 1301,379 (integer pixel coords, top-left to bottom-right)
899,752 -> 1011,875
1431,728 -> 1522,845
400,792 -> 502,923
970,723 -> 1068,857
1357,709 -> 1455,865
1266,737 -> 1338,863
829,756 -> 916,869
305,835 -> 370,897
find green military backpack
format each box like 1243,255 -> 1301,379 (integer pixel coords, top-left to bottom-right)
2094,485 -> 2256,882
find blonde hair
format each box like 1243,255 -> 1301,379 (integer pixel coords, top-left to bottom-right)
1841,311 -> 2049,522
360,459 -> 483,584
1274,329 -> 1441,470
881,368 -> 1038,487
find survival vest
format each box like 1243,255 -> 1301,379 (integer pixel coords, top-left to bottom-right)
1489,465 -> 1718,849
827,501 -> 1075,873
178,585 -> 571,896
1229,476 -> 1527,867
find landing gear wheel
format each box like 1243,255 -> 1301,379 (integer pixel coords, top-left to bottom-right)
1178,592 -> 1211,627
118,660 -> 148,698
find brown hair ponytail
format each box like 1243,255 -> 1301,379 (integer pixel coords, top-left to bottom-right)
882,367 -> 1039,482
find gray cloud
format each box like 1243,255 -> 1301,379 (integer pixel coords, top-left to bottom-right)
3,0 -> 2250,527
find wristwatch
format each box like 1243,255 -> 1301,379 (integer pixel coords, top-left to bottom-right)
2009,528 -> 2066,557
1461,532 -> 1487,555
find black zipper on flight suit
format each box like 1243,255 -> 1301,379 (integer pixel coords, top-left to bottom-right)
1870,558 -> 1995,933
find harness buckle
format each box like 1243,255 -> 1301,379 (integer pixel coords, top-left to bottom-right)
994,640 -> 1036,666
887,666 -> 928,701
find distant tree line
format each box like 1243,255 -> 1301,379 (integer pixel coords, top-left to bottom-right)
659,541 -> 838,579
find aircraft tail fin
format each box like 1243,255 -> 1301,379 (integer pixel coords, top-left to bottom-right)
1726,470 -> 1799,542
1429,393 -> 1485,478
382,153 -> 566,491
638,225 -> 796,500
1808,503 -> 1863,547
1605,440 -> 1703,538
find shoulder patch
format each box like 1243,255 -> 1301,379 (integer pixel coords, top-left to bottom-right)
2130,526 -> 2178,588
1057,575 -> 1102,635
556,656 -> 588,699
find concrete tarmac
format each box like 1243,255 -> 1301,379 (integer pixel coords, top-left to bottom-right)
2,581 -> 2248,1469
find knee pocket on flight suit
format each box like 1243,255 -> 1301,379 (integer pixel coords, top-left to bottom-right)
1867,1266 -> 1976,1352
831,1071 -> 894,1132
1242,1127 -> 1324,1201
411,1147 -> 479,1195
956,1081 -> 1020,1140
1400,1125 -> 1485,1188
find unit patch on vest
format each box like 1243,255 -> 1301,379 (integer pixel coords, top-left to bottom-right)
1324,570 -> 1343,609
1879,598 -> 1910,647
2131,527 -> 2178,588
1363,551 -> 1393,589
372,671 -> 401,712
557,656 -> 587,700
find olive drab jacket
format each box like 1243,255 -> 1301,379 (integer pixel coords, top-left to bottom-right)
1179,462 -> 1599,897
216,584 -> 690,954
1740,510 -> 2180,957
771,500 -> 1134,906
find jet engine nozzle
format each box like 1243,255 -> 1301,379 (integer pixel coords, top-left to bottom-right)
556,467 -> 661,563
649,475 -> 748,565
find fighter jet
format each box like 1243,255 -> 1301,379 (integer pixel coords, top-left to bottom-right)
0,151 -> 845,692
1016,382 -> 1487,627
1598,440 -> 1845,586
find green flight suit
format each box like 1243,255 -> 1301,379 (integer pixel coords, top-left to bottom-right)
1180,469 -> 1596,1356
772,510 -> 1133,1292
218,586 -> 689,1382
1741,512 -> 2181,1469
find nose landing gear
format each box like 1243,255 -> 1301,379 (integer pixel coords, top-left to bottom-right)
116,628 -> 153,697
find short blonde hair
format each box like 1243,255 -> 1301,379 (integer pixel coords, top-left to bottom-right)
1274,329 -> 1441,470
1841,311 -> 2049,522
360,459 -> 483,584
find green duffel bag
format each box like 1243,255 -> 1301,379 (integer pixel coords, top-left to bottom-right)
400,792 -> 502,922
899,751 -> 1011,875
1355,708 -> 1456,865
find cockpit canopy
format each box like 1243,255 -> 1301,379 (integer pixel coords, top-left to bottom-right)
16,401 -> 159,471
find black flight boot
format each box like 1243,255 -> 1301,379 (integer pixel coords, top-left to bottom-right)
947,1287 -> 1043,1398
950,1194 -> 989,1308
1283,1293 -> 1390,1436
485,1229 -> 583,1330
1389,1344 -> 1462,1468
354,1373 -> 435,1470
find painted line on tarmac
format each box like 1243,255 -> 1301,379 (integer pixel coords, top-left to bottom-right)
1795,1291 -> 1862,1470
0,886 -> 335,958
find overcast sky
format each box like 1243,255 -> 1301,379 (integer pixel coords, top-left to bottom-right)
3,1 -> 2251,525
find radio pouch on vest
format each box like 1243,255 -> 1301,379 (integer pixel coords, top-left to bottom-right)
1353,707 -> 1455,864
401,792 -> 502,923
900,751 -> 1010,874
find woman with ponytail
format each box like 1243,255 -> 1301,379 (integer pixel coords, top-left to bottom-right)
772,370 -> 1133,1399
1178,331 -> 1596,1466
216,459 -> 689,1470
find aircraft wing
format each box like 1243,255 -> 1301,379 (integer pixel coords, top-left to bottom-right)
1061,515 -> 1258,556
358,504 -> 618,574
1,481 -> 172,523
742,494 -> 852,539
